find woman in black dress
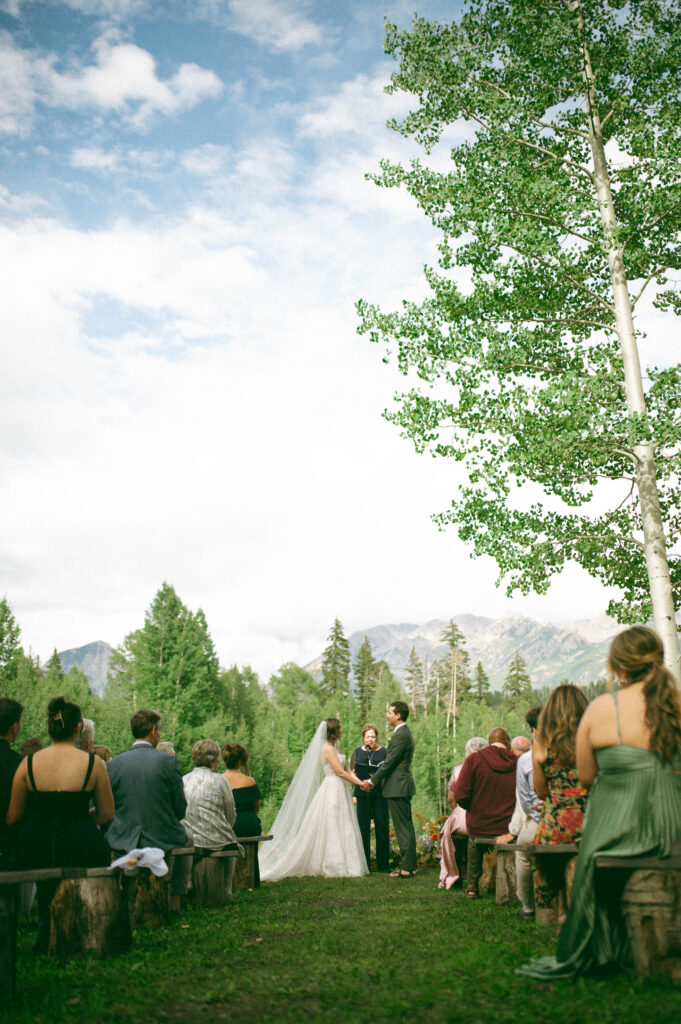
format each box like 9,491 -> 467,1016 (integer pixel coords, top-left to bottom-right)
351,723 -> 390,872
8,695 -> 114,950
221,742 -> 262,885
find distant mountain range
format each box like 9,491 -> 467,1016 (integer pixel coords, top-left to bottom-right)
59,612 -> 624,697
307,612 -> 624,690
58,641 -> 113,696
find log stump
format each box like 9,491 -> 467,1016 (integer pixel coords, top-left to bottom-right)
191,854 -> 235,909
124,870 -> 169,930
621,869 -> 681,982
233,844 -> 256,892
48,874 -> 131,960
495,847 -> 518,906
479,848 -> 497,895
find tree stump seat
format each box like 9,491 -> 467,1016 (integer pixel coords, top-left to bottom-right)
528,843 -> 579,926
191,849 -> 239,909
595,842 -> 681,982
232,835 -> 273,892
494,844 -> 518,905
0,865 -> 136,999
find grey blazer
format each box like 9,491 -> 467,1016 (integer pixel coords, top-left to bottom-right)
369,724 -> 416,800
105,743 -> 188,854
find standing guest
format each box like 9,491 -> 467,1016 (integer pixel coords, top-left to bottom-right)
351,723 -> 389,872
0,699 -> 22,857
514,707 -> 544,918
454,727 -> 517,898
106,709 -> 189,912
520,626 -> 681,980
222,742 -> 262,886
532,685 -> 588,918
19,738 -> 43,758
183,740 -> 240,895
362,701 -> 417,879
439,736 -> 488,890
8,696 -> 113,951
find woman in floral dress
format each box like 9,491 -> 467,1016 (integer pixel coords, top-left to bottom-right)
532,684 -> 589,914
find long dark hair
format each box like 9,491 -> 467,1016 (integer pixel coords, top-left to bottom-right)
47,696 -> 82,742
536,685 -> 587,767
609,626 -> 681,763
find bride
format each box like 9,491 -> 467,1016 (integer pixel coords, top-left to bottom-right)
260,718 -> 369,881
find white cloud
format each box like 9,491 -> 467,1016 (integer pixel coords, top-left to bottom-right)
0,31 -> 223,135
45,35 -> 223,128
0,30 -> 37,135
200,0 -> 323,52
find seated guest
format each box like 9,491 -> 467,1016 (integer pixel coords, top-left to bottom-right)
520,626 -> 681,980
19,737 -> 43,758
157,741 -> 176,755
511,736 -> 530,756
0,698 -> 23,857
183,740 -> 240,893
351,723 -> 389,872
8,696 -> 113,951
93,744 -> 111,763
222,742 -> 262,886
454,727 -> 517,898
76,718 -> 95,753
532,684 -> 588,919
106,709 -> 189,912
439,736 -> 487,890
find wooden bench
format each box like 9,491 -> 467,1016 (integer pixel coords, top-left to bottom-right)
232,835 -> 273,891
595,841 -> 681,981
493,842 -> 579,919
0,865 -> 133,998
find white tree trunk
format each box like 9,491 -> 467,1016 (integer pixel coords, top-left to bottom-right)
579,16 -> 681,684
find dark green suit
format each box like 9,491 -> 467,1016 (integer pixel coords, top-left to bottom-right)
370,724 -> 417,872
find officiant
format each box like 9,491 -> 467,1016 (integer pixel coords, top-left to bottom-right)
351,724 -> 390,872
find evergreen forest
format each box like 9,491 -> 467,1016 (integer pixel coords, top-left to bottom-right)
0,588 -> 607,827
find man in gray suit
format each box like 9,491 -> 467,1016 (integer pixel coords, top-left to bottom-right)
362,700 -> 417,878
106,709 -> 189,909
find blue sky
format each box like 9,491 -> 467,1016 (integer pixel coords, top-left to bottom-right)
0,0 -> 620,677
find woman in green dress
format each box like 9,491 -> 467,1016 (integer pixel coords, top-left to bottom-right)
519,626 -> 681,980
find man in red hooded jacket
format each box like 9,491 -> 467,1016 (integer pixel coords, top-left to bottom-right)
454,727 -> 517,897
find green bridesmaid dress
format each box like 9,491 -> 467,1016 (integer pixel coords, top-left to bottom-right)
519,691 -> 681,981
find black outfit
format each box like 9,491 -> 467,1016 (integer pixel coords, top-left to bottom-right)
232,783 -> 262,887
351,745 -> 390,872
14,752 -> 110,952
0,738 -> 21,858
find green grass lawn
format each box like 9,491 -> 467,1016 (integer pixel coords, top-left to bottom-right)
4,867 -> 680,1024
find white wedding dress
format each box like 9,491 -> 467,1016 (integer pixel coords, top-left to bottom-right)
260,723 -> 368,882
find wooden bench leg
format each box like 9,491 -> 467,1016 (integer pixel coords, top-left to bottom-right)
0,885 -> 17,999
48,877 -> 132,960
621,869 -> 681,981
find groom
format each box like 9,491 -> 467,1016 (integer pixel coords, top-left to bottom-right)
362,700 -> 417,877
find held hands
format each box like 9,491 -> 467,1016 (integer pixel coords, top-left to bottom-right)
360,780 -> 373,792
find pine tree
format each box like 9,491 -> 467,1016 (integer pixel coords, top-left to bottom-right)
404,646 -> 424,713
320,618 -> 351,700
353,636 -> 376,721
503,651 -> 532,709
106,582 -> 221,753
0,597 -> 21,685
472,661 -> 491,705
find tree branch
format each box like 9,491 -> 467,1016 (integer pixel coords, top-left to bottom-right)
631,267 -> 671,307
